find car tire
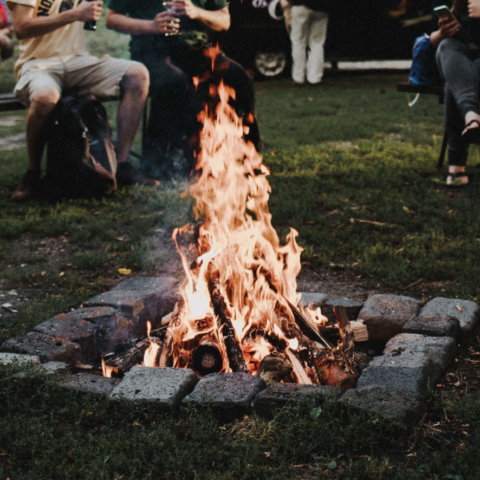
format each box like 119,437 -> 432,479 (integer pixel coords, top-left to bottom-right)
253,50 -> 290,80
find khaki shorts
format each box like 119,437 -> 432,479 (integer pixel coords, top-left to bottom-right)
14,55 -> 140,106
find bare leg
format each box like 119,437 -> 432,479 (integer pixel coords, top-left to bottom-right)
12,87 -> 60,201
463,110 -> 480,134
116,64 -> 149,165
26,87 -> 61,170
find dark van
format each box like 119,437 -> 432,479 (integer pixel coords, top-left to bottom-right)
220,0 -> 433,79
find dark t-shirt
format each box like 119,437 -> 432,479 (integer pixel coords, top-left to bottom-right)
107,0 -> 228,55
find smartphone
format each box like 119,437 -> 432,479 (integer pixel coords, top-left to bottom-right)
434,5 -> 458,23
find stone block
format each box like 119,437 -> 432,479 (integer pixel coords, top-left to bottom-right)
419,297 -> 479,333
356,354 -> 437,401
84,276 -> 178,336
321,297 -> 364,322
38,361 -> 69,375
1,332 -> 81,366
299,292 -> 329,309
34,313 -> 97,363
357,294 -> 422,342
340,386 -> 426,428
403,314 -> 460,339
0,352 -> 40,366
182,372 -> 266,421
60,373 -> 121,396
384,333 -> 456,374
253,383 -> 341,419
111,367 -> 198,413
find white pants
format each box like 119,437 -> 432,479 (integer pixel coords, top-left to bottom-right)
290,6 -> 329,84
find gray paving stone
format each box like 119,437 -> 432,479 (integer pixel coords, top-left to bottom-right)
38,361 -> 69,375
299,292 -> 329,309
340,386 -> 426,428
385,333 -> 456,374
321,297 -> 364,322
357,294 -> 422,342
34,314 -> 97,363
0,352 -> 40,366
356,353 -> 437,400
253,383 -> 341,419
1,332 -> 81,365
111,367 -> 199,413
60,373 -> 121,396
403,314 -> 460,338
182,372 -> 267,421
84,276 -> 178,335
419,297 -> 479,333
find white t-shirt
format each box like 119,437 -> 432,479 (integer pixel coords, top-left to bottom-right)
8,0 -> 88,78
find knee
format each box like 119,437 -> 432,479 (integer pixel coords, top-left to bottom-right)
437,38 -> 461,60
29,87 -> 60,118
122,64 -> 150,97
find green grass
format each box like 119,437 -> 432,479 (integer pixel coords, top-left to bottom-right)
2,12 -> 480,480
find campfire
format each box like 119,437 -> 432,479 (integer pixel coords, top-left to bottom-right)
101,81 -> 366,390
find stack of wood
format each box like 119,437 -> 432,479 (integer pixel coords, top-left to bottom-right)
93,286 -> 368,392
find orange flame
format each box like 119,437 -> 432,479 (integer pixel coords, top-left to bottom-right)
168,82 -> 327,383
144,321 -> 160,367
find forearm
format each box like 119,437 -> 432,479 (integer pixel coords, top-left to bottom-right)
430,29 -> 443,47
195,7 -> 230,31
11,6 -> 79,40
106,9 -> 155,35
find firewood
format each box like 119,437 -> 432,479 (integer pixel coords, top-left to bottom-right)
332,306 -> 358,375
208,275 -> 248,373
256,353 -> 293,386
285,349 -> 313,385
107,338 -> 151,372
286,299 -> 334,349
192,342 -> 224,375
350,321 -> 369,342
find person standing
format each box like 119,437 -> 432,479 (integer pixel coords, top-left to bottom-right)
290,0 -> 329,84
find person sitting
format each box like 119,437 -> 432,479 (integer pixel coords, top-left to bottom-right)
105,0 -> 261,180
0,0 -> 14,63
432,0 -> 480,186
7,0 -> 157,201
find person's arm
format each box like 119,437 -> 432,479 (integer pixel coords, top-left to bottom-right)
169,0 -> 230,31
430,16 -> 460,47
105,8 -> 179,35
468,0 -> 480,19
7,1 -> 103,40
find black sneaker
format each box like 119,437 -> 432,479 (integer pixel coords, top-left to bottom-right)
11,170 -> 42,201
116,162 -> 160,187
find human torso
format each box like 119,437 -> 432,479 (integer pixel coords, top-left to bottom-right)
9,0 -> 88,77
107,0 -> 227,55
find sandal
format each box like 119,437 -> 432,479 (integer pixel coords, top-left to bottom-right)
462,119 -> 480,144
446,172 -> 469,187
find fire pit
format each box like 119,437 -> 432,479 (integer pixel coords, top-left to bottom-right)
1,82 -> 478,427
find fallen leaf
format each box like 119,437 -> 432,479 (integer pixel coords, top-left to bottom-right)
118,268 -> 132,276
59,272 -> 65,277
456,305 -> 463,313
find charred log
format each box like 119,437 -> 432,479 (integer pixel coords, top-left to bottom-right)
256,353 -> 292,386
192,342 -> 224,375
208,274 -> 248,372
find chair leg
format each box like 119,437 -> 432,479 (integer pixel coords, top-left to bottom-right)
437,130 -> 448,170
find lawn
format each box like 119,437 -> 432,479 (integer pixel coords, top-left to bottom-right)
1,14 -> 480,480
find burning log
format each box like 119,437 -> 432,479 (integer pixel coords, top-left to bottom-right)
332,306 -> 358,375
286,299 -> 333,349
256,353 -> 293,386
208,276 -> 248,373
192,341 -> 224,375
104,337 -> 151,373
